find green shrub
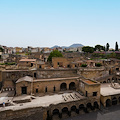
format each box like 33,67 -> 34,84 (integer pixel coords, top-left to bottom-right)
0,62 -> 16,65
0,63 -> 5,65
48,50 -> 63,62
95,63 -> 102,67
81,64 -> 87,67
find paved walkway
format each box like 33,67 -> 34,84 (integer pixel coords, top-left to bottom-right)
0,91 -> 14,104
64,105 -> 120,120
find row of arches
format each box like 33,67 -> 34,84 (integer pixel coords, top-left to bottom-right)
44,82 -> 76,93
106,97 -> 120,107
60,82 -> 76,91
49,101 -> 99,119
101,77 -> 120,84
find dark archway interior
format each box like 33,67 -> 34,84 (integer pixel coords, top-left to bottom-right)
87,103 -> 93,110
112,97 -> 117,105
62,107 -> 68,114
60,83 -> 67,91
52,109 -> 59,115
103,81 -> 106,83
106,99 -> 111,107
107,79 -> 110,83
119,97 -> 120,103
94,102 -> 99,109
69,82 -> 76,90
79,104 -> 85,110
71,106 -> 76,112
87,103 -> 92,108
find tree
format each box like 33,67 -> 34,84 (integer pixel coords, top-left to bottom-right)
115,42 -> 118,51
106,43 -> 110,51
82,46 -> 94,53
103,46 -> 105,51
95,45 -> 104,51
48,50 -> 63,62
0,47 -> 4,52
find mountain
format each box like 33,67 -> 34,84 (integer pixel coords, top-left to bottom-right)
51,45 -> 60,49
51,43 -> 84,49
68,44 -> 84,48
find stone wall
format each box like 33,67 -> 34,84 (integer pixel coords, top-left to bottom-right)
2,70 -> 33,90
0,97 -> 100,120
35,69 -> 78,79
0,107 -> 46,120
77,67 -> 108,79
2,70 -> 33,82
16,81 -> 32,96
1,69 -> 78,92
33,78 -> 78,94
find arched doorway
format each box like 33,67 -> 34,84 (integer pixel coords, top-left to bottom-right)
112,77 -> 114,80
87,103 -> 92,110
103,81 -> 106,83
118,97 -> 120,103
112,97 -> 117,105
116,68 -> 119,71
52,109 -> 59,117
62,107 -> 69,116
71,105 -> 79,115
107,79 -> 110,83
106,99 -> 111,107
60,83 -> 67,91
79,104 -> 84,110
52,109 -> 59,115
31,63 -> 33,67
94,101 -> 99,109
67,64 -> 70,68
69,82 -> 76,90
71,106 -> 76,112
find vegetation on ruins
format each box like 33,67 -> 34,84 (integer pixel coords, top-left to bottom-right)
95,63 -> 102,67
48,50 -> 63,62
82,46 -> 94,53
81,64 -> 87,67
106,43 -> 110,51
0,47 -> 4,52
95,45 -> 105,51
115,42 -> 118,51
0,62 -> 16,65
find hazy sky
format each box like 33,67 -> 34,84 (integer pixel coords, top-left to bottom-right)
0,0 -> 120,48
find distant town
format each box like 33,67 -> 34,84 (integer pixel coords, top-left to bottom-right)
0,42 -> 120,120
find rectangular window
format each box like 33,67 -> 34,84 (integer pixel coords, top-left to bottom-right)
86,91 -> 88,97
93,92 -> 97,96
45,87 -> 47,92
53,86 -> 56,91
34,73 -> 37,78
36,89 -> 38,93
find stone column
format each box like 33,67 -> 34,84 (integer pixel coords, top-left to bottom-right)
67,84 -> 69,90
76,109 -> 79,114
59,113 -> 62,118
68,111 -> 71,116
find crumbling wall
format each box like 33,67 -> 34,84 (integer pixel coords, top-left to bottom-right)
36,69 -> 78,79
0,107 -> 47,120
